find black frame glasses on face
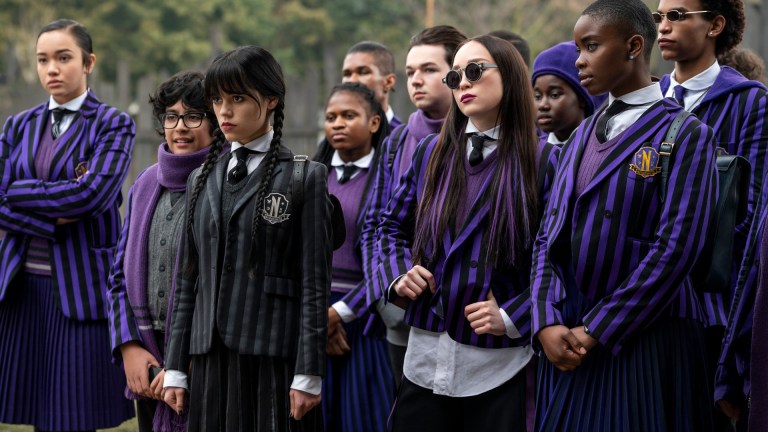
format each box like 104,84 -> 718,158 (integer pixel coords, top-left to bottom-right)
442,62 -> 498,90
652,10 -> 711,23
161,112 -> 206,129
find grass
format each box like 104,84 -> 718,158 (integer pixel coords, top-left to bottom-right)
0,415 -> 138,431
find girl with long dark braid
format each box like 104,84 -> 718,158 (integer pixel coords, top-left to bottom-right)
162,45 -> 333,431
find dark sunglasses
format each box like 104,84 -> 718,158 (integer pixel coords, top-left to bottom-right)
652,9 -> 711,23
442,62 -> 498,89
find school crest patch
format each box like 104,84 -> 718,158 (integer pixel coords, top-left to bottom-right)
629,147 -> 661,178
716,146 -> 729,157
262,193 -> 291,224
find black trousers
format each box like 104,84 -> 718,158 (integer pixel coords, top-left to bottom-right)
389,371 -> 526,432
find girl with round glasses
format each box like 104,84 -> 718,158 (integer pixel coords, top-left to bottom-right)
0,19 -> 136,430
654,0 -> 768,426
107,70 -> 223,432
380,34 -> 559,432
533,0 -> 718,430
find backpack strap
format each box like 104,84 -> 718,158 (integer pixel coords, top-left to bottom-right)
292,155 -> 308,216
386,125 -> 408,171
658,110 -> 693,203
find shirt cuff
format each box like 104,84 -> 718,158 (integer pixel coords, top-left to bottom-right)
499,308 -> 522,339
163,369 -> 188,390
291,374 -> 322,395
386,275 -> 405,300
331,301 -> 356,324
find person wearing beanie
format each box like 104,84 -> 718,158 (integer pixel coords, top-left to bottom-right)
532,40 -> 606,146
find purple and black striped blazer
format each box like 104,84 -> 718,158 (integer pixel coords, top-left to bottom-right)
661,67 -> 768,326
531,99 -> 718,355
0,91 -> 135,320
378,134 -> 560,348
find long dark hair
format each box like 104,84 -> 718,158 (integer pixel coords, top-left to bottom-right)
184,45 -> 286,278
412,35 -> 539,269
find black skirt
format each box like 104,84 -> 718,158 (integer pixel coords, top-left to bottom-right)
187,334 -> 321,432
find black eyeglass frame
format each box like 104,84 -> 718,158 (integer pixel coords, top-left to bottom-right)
442,62 -> 499,90
160,112 -> 207,129
652,10 -> 711,23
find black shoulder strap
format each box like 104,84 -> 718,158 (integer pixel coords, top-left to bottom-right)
387,125 -> 408,170
292,155 -> 308,215
658,110 -> 693,203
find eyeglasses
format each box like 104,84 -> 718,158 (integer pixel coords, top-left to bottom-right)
652,10 -> 711,23
442,62 -> 498,89
161,112 -> 206,129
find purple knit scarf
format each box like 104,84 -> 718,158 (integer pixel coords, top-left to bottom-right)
124,143 -> 210,432
398,109 -> 444,178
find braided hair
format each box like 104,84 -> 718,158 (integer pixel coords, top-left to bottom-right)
196,45 -> 287,278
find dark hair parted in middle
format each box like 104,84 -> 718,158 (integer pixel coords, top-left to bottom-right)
582,0 -> 657,61
412,35 -> 539,269
149,70 -> 218,136
185,45 -> 286,278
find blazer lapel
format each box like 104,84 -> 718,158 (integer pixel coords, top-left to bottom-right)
448,173 -> 495,257
577,101 -> 670,199
229,147 -> 290,220
48,91 -> 100,180
206,157 -> 226,232
23,106 -> 48,180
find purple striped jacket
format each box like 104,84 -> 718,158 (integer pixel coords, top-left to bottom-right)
661,67 -> 768,326
0,91 -> 135,320
378,134 -> 559,348
531,99 -> 718,355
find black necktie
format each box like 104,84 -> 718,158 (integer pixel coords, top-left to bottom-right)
595,100 -> 629,143
51,108 -> 75,139
468,134 -> 487,166
227,147 -> 256,184
673,85 -> 686,107
338,164 -> 357,184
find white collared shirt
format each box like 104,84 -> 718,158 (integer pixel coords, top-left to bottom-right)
666,60 -> 720,112
48,90 -> 88,135
330,148 -> 376,182
226,130 -> 273,175
385,106 -> 395,123
464,121 -> 499,159
603,83 -> 664,141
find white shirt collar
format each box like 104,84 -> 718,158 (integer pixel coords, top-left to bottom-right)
385,106 -> 395,123
608,82 -> 663,107
331,148 -> 376,168
465,121 -> 501,140
670,60 -> 720,91
231,130 -> 273,154
48,90 -> 88,111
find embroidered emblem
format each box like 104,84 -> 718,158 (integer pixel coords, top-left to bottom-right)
716,146 -> 729,157
262,193 -> 291,224
629,147 -> 661,178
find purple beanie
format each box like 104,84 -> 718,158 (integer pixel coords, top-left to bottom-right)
531,41 -> 606,117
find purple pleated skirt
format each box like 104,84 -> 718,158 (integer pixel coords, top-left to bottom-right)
0,274 -> 135,430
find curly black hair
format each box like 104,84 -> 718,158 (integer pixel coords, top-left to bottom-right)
149,70 -> 218,136
700,0 -> 745,56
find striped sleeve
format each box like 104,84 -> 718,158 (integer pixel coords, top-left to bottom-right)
733,87 -> 768,236
5,108 -> 135,218
582,118 -> 718,354
0,115 -> 56,237
106,183 -> 142,362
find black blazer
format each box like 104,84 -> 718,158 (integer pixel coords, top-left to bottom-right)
165,145 -> 332,377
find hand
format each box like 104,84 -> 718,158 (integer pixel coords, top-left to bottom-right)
570,325 -> 599,352
537,325 -> 587,372
163,387 -> 186,415
326,322 -> 350,356
119,341 -> 160,398
717,399 -> 742,421
327,307 -> 341,337
56,217 -> 77,225
149,369 -> 166,400
465,291 -> 506,336
290,388 -> 321,420
393,265 -> 436,300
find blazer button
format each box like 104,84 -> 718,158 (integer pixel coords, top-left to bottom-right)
158,291 -> 165,298
166,212 -> 174,221
470,261 -> 478,268
160,238 -> 167,246
226,264 -> 233,272
604,210 -> 612,218
158,264 -> 166,272
551,208 -> 558,216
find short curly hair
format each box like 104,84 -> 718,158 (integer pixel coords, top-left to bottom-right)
149,70 -> 217,136
700,0 -> 745,56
